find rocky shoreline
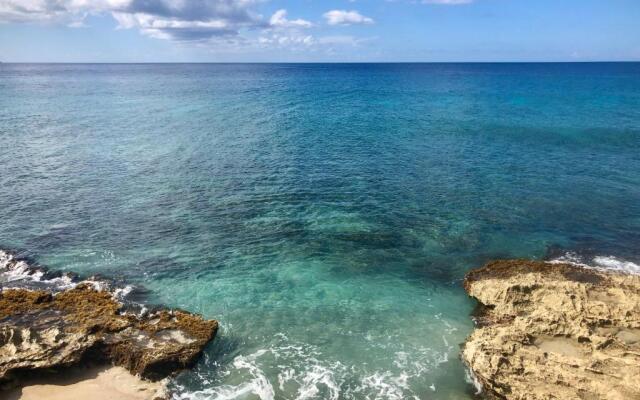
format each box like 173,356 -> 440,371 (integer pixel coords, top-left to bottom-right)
462,260 -> 640,400
4,249 -> 640,399
0,251 -> 218,399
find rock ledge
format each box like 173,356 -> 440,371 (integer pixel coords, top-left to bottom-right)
462,259 -> 640,400
1,279 -> 217,394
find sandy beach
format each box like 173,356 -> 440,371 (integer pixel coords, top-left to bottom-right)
5,366 -> 167,400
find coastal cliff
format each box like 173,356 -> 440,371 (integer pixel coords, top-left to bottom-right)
462,260 -> 640,400
0,251 -> 217,399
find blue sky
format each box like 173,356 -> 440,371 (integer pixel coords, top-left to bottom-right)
1,0 -> 639,62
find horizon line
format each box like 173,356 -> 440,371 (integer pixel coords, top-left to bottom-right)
2,60 -> 640,65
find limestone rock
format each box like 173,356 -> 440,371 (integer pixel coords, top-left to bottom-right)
0,284 -> 218,388
462,260 -> 640,400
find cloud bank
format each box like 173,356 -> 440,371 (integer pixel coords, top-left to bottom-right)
0,0 -> 376,55
0,0 -> 267,40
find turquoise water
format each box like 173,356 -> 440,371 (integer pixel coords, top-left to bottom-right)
1,63 -> 640,399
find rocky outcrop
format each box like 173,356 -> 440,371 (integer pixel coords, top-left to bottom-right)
462,260 -> 640,400
0,282 -> 218,391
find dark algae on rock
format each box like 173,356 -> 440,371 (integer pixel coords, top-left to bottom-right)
0,250 -> 218,393
462,259 -> 640,400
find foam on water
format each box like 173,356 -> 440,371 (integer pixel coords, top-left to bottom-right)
549,252 -> 640,275
592,256 -> 640,274
170,329 -> 461,400
463,368 -> 482,396
172,349 -> 276,400
0,249 -> 135,301
0,250 -> 76,290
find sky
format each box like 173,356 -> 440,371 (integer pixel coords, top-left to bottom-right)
0,0 -> 639,62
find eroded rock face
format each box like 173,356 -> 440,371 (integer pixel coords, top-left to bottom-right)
462,260 -> 640,400
0,284 -> 218,387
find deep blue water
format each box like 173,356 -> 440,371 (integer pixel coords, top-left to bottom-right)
1,63 -> 639,399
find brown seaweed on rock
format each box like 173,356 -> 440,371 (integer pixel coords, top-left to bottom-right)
0,283 -> 218,389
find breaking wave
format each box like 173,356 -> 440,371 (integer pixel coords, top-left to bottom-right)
170,332 -> 456,400
0,249 -> 136,302
548,251 -> 640,275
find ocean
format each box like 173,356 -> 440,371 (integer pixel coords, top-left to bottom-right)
1,62 -> 639,399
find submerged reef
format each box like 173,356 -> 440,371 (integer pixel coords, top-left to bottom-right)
462,260 -> 640,400
0,251 -> 218,398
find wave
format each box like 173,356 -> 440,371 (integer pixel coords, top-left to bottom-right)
591,255 -> 640,274
171,345 -> 341,400
548,251 -> 640,275
0,249 -> 136,303
169,330 -> 455,400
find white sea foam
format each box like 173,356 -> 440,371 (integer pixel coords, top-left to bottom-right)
548,251 -> 640,275
171,331 -> 457,400
231,351 -> 276,400
2,260 -> 43,282
0,249 -> 136,298
464,366 -> 482,395
592,255 -> 640,274
113,284 -> 134,299
83,279 -> 108,291
0,250 -> 76,290
172,349 -> 276,400
296,364 -> 340,400
547,251 -> 591,268
358,372 -> 414,400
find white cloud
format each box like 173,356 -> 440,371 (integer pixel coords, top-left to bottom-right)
317,35 -> 369,46
0,0 -> 374,54
67,20 -> 89,28
0,0 -> 268,41
258,32 -> 314,47
323,10 -> 374,26
269,9 -> 312,29
111,11 -> 238,40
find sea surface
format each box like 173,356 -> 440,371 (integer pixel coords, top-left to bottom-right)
1,63 -> 639,399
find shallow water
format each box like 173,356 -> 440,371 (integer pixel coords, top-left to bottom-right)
1,63 -> 639,399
